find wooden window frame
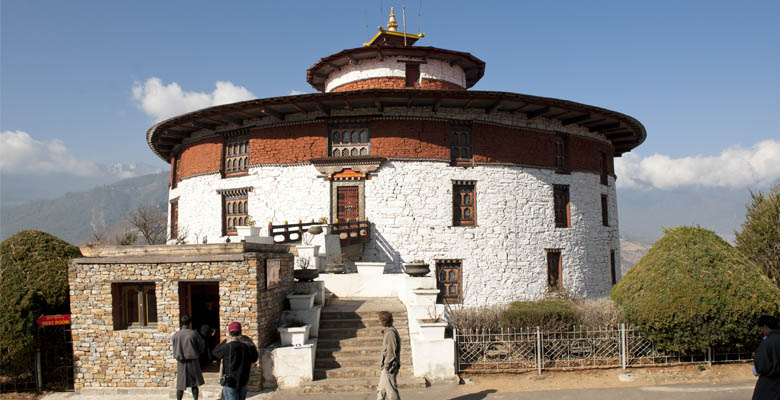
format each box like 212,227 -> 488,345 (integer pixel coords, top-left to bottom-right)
600,151 -> 609,186
610,250 -> 617,285
170,199 -> 179,240
170,152 -> 180,189
218,187 -> 252,236
329,125 -> 370,158
435,259 -> 463,304
546,249 -> 563,290
554,133 -> 570,174
453,180 -> 477,227
601,195 -> 609,227
112,282 -> 158,330
553,184 -> 571,228
222,133 -> 249,177
450,125 -> 472,166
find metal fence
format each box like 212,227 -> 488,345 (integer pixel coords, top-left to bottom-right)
455,324 -> 753,374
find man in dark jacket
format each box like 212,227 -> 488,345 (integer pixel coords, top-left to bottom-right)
753,315 -> 780,400
172,314 -> 205,400
377,311 -> 401,400
212,322 -> 258,400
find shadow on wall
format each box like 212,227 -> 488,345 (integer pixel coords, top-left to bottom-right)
363,227 -> 403,272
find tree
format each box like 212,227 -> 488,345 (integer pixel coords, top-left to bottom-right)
736,184 -> 780,288
126,205 -> 167,245
0,231 -> 81,375
611,226 -> 780,353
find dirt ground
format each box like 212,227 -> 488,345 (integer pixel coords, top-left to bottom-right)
0,393 -> 46,400
459,363 -> 756,393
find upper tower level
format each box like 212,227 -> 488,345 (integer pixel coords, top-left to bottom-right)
306,8 -> 485,93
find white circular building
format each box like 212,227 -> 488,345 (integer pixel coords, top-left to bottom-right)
147,13 -> 646,305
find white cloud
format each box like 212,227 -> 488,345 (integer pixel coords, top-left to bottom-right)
0,130 -> 98,176
132,78 -> 255,122
615,139 -> 780,190
289,90 -> 307,95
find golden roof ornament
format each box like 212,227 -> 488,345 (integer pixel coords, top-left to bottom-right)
387,8 -> 398,32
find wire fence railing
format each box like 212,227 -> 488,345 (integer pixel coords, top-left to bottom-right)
455,324 -> 753,374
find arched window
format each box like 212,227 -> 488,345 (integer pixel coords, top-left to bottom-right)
359,130 -> 368,143
351,131 -> 358,144
351,148 -> 358,156
333,149 -> 340,157
360,148 -> 367,156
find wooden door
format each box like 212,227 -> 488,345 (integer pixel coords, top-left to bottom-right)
178,283 -> 192,326
436,260 -> 462,304
337,186 -> 360,222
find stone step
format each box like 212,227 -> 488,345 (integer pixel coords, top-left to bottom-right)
315,354 -> 412,369
317,326 -> 410,339
319,318 -> 407,329
319,310 -> 406,320
317,346 -> 412,358
300,376 -> 427,393
317,336 -> 411,348
314,366 -> 414,380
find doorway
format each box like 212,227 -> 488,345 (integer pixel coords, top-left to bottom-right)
178,281 -> 220,371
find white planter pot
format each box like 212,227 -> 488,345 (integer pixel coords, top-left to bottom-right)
355,262 -> 387,275
278,324 -> 311,347
296,245 -> 320,259
418,320 -> 448,340
287,292 -> 316,311
236,226 -> 261,239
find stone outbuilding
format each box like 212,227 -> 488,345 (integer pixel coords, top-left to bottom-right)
148,12 -> 645,305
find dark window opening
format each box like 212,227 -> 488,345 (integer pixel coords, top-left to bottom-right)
171,153 -> 180,189
405,63 -> 420,88
546,250 -> 562,290
610,250 -> 617,285
453,181 -> 476,226
112,283 -> 158,330
554,185 -> 570,228
600,151 -> 609,185
450,125 -> 472,165
554,133 -> 569,173
601,195 -> 609,226
170,201 -> 178,240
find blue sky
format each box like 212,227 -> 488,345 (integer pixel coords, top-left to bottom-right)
1,1 -> 778,196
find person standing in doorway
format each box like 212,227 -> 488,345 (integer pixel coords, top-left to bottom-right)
212,322 -> 258,400
753,315 -> 780,400
377,311 -> 401,400
172,314 -> 206,400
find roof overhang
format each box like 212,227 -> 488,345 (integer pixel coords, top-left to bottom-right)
306,46 -> 486,91
147,89 -> 646,162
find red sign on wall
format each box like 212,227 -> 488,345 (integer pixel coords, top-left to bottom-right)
37,314 -> 70,327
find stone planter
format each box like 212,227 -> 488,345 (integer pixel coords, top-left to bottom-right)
287,292 -> 316,311
294,269 -> 320,282
355,262 -> 386,275
278,324 -> 311,347
418,320 -> 448,340
236,226 -> 261,239
297,245 -> 320,259
324,263 -> 345,274
403,263 -> 430,277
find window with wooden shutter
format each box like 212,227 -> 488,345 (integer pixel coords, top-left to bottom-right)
554,184 -> 570,228
223,133 -> 249,177
600,151 -> 609,185
218,187 -> 252,236
554,133 -> 569,173
330,125 -> 369,157
112,282 -> 158,330
436,259 -> 462,304
450,125 -> 472,166
453,181 -> 476,226
546,249 -> 562,290
171,152 -> 180,189
405,63 -> 420,87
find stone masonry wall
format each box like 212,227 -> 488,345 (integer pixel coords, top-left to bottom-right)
331,77 -> 464,92
68,249 -> 293,391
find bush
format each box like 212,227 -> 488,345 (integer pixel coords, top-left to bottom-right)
448,305 -> 503,331
572,297 -> 624,327
0,230 -> 81,375
735,184 -> 780,288
611,226 -> 780,353
499,299 -> 577,330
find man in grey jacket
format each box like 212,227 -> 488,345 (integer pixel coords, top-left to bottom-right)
377,311 -> 401,400
172,314 -> 206,400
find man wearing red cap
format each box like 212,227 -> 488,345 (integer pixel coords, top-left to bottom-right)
212,321 -> 258,400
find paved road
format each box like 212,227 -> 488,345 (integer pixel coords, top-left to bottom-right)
44,381 -> 756,400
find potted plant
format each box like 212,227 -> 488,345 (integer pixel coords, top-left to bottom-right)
324,253 -> 345,274
287,289 -> 316,311
235,216 -> 261,238
293,258 -> 319,282
277,319 -> 311,347
403,260 -> 430,277
355,261 -> 387,275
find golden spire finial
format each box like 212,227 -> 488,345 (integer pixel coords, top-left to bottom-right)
387,8 -> 398,32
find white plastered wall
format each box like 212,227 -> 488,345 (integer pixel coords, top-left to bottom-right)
324,56 -> 466,92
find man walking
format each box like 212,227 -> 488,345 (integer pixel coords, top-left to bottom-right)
753,315 -> 780,400
377,311 -> 401,400
172,314 -> 206,400
213,322 -> 258,400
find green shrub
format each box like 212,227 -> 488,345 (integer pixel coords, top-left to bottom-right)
499,299 -> 577,330
0,230 -> 81,375
611,226 -> 780,353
